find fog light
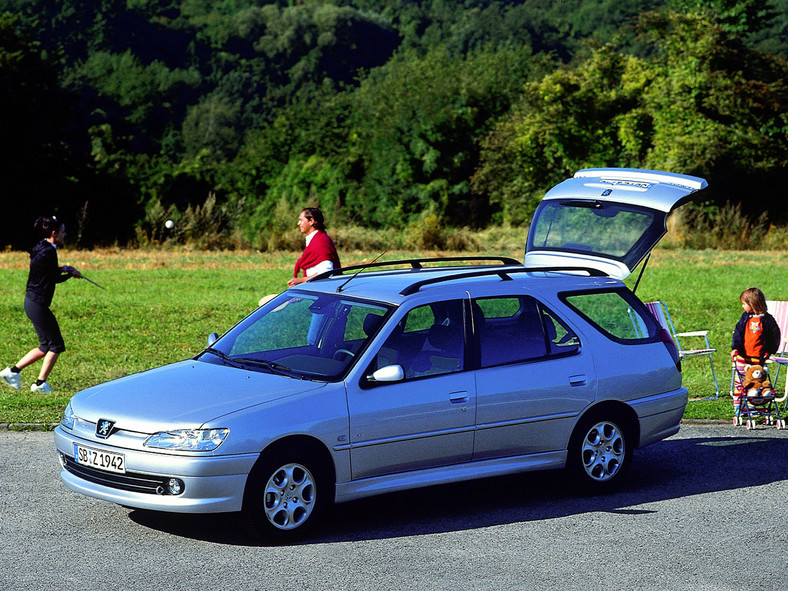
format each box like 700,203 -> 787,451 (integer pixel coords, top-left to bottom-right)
167,478 -> 184,495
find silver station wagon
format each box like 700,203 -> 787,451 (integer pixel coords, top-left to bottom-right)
55,168 -> 707,540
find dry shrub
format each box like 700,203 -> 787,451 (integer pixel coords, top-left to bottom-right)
135,193 -> 232,249
333,225 -> 404,252
128,197 -> 786,254
666,202 -> 776,250
259,197 -> 303,251
179,193 -> 229,249
401,212 -> 481,251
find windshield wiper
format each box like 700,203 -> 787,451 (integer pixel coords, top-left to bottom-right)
234,357 -> 294,376
201,347 -> 245,368
203,349 -> 309,379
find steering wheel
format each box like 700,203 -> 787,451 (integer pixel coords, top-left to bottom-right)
333,348 -> 356,360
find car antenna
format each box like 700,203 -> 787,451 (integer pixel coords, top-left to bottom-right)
337,251 -> 387,293
632,252 -> 651,295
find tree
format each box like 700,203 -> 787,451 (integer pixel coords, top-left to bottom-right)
473,9 -> 788,224
182,94 -> 242,160
346,44 -> 537,228
0,13 -> 88,248
65,50 -> 201,154
639,9 -> 788,216
669,0 -> 779,35
473,45 -> 651,224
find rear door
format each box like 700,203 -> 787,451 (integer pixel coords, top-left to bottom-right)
525,168 -> 707,280
469,293 -> 597,460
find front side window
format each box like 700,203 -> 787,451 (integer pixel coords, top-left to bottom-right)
562,289 -> 658,343
473,296 -> 579,368
206,292 -> 390,380
370,300 -> 465,379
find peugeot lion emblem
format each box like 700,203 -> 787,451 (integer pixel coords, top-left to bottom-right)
96,419 -> 115,439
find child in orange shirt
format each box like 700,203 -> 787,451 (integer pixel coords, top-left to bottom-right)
731,287 -> 781,409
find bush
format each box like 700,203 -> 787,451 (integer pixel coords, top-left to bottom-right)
128,197 -> 788,254
134,193 -> 237,249
665,202 -> 786,250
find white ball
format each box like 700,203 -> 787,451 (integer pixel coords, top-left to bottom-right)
164,219 -> 174,229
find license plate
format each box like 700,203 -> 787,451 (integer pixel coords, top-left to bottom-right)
73,443 -> 125,474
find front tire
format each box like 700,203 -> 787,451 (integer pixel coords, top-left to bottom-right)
568,413 -> 632,493
244,452 -> 328,542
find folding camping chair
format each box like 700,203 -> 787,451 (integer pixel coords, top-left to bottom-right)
765,300 -> 788,408
644,301 -> 720,400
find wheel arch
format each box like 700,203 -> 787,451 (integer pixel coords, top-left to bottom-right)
247,434 -> 337,503
574,400 -> 640,449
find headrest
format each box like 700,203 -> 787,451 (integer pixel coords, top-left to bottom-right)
517,311 -> 543,335
363,313 -> 383,336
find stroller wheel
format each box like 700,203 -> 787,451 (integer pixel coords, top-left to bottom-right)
746,420 -> 754,430
732,418 -> 738,426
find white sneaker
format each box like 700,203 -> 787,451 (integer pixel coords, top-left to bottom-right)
1,367 -> 21,390
30,381 -> 53,393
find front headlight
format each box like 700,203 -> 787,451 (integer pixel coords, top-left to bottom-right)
61,402 -> 75,430
144,428 -> 229,452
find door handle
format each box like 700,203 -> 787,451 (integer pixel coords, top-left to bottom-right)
450,391 -> 469,404
569,374 -> 587,387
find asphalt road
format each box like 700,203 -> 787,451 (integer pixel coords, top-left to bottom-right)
1,424 -> 787,591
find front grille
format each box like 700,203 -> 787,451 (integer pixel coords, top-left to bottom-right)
61,454 -> 172,495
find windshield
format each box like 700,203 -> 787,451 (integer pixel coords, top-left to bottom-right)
526,200 -> 665,271
204,292 -> 391,381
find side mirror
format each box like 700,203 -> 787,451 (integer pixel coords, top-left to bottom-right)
207,332 -> 219,347
367,364 -> 405,384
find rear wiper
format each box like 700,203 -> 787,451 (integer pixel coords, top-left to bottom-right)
234,357 -> 294,376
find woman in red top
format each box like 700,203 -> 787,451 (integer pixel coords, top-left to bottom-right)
287,208 -> 341,287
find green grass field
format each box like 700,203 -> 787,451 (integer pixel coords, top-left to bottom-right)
0,247 -> 785,426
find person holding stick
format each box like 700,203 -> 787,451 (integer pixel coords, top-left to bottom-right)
1,216 -> 83,393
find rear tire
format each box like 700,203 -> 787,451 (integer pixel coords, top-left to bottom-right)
568,412 -> 633,494
243,450 -> 329,542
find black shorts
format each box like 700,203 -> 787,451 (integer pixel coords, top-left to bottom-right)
24,298 -> 66,354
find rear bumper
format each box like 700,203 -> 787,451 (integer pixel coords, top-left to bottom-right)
630,387 -> 688,447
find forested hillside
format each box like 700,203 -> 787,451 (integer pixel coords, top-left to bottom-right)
1,0 -> 786,249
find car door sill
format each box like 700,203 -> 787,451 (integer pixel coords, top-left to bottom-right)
334,450 -> 566,503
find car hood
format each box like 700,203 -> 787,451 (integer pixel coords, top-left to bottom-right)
69,359 -> 327,433
525,168 -> 707,280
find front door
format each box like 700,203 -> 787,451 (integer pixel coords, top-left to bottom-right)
346,299 -> 476,480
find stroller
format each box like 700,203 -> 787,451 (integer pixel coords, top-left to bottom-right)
732,363 -> 786,429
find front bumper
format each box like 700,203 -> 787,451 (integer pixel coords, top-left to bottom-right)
54,426 -> 258,513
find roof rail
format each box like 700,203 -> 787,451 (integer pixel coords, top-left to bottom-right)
310,256 -> 522,282
399,266 -> 609,296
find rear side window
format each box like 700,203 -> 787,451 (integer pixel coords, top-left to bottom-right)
473,296 -> 579,368
562,289 -> 658,343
